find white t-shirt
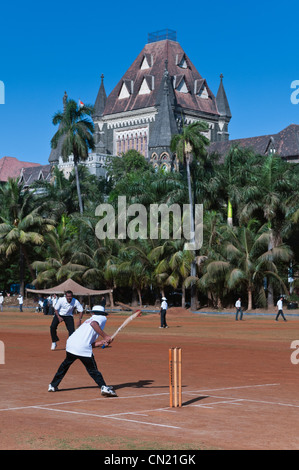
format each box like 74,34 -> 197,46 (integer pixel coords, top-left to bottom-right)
0,296 -> 3,304
66,314 -> 107,357
277,299 -> 283,310
18,296 -> 23,305
235,300 -> 241,308
55,297 -> 83,316
161,300 -> 168,310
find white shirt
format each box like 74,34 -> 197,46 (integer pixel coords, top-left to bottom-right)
66,314 -> 107,357
0,296 -> 3,304
18,296 -> 23,304
52,296 -> 58,308
161,300 -> 168,310
277,299 -> 283,310
235,300 -> 241,308
55,297 -> 83,316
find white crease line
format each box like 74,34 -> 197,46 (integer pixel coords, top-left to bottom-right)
33,406 -> 181,429
0,384 -> 281,413
185,384 -> 280,394
208,394 -> 299,409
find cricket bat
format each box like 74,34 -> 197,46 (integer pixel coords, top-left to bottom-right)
102,309 -> 142,348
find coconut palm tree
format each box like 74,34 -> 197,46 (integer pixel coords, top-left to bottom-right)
51,98 -> 95,214
170,121 -> 210,310
0,178 -> 55,295
240,154 -> 294,306
32,216 -> 78,287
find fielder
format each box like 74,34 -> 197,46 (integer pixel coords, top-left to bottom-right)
48,305 -> 117,397
50,290 -> 84,350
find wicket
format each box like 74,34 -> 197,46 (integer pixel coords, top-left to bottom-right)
169,347 -> 182,407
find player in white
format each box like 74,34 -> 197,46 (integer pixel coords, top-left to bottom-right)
160,296 -> 168,328
48,305 -> 116,397
50,290 -> 84,350
275,296 -> 287,322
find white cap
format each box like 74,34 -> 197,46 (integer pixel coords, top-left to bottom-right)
89,305 -> 107,315
162,297 -> 167,301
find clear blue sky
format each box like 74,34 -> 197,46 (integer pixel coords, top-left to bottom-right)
0,0 -> 298,165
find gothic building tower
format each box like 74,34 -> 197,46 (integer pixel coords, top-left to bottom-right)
49,31 -> 232,174
92,31 -> 232,169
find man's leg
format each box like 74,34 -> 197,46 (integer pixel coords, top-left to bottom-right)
50,315 -> 60,342
63,316 -> 75,337
79,354 -> 107,388
281,310 -> 287,321
50,352 -> 77,389
161,309 -> 166,327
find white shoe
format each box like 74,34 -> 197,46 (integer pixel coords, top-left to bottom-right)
48,384 -> 57,392
101,385 -> 117,397
51,342 -> 57,350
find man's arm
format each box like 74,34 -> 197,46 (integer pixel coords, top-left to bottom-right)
75,300 -> 84,328
90,321 -> 112,348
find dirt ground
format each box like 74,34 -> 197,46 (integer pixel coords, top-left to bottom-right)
1,307 -> 299,450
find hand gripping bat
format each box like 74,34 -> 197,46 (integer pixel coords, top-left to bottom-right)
102,309 -> 142,348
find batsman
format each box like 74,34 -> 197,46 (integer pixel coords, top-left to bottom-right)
48,305 -> 117,397
48,305 -> 142,397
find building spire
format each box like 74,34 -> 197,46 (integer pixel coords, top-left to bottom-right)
94,74 -> 107,118
63,91 -> 68,112
149,65 -> 178,161
216,74 -> 231,118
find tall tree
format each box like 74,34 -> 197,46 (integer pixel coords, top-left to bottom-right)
170,121 -> 210,310
0,179 -> 55,295
51,98 -> 95,214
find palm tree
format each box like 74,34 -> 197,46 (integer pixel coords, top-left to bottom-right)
152,239 -> 193,307
224,224 -> 291,309
170,121 -> 210,310
51,98 -> 95,214
0,178 -> 55,295
240,154 -> 294,306
32,216 -> 77,287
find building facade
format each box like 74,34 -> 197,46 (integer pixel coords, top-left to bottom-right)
48,31 -> 231,175
92,31 -> 231,171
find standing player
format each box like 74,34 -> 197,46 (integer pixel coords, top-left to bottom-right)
50,290 -> 84,350
235,297 -> 243,321
48,305 -> 117,397
160,297 -> 168,328
275,296 -> 287,322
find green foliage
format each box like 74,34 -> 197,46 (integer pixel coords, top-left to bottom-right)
0,122 -> 298,309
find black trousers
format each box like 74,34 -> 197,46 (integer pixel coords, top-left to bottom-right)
50,315 -> 75,342
50,351 -> 106,389
160,309 -> 167,327
276,310 -> 287,321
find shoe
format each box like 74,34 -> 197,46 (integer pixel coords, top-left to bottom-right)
101,385 -> 117,397
51,342 -> 57,350
48,384 -> 57,392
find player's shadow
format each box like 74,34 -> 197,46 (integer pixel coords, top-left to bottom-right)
56,380 -> 156,393
113,380 -> 156,390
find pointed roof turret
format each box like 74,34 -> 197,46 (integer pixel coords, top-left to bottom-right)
149,61 -> 178,150
94,74 -> 107,118
216,74 -> 232,119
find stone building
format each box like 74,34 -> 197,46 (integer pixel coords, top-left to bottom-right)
48,30 -> 231,175
92,30 -> 231,171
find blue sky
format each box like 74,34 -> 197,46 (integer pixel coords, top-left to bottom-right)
0,0 -> 298,165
